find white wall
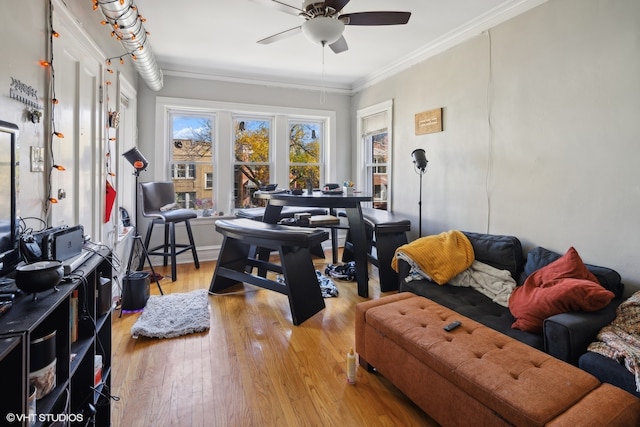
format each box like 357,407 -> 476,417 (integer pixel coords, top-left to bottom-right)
0,1 -> 50,222
352,0 -> 640,295
0,1 -> 138,234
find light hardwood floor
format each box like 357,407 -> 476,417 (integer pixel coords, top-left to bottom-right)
111,253 -> 438,426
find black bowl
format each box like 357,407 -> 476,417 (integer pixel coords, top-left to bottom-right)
259,183 -> 278,191
15,261 -> 64,295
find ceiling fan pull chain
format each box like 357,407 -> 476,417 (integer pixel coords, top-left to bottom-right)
320,42 -> 327,104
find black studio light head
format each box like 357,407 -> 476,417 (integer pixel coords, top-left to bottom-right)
123,147 -> 149,171
411,148 -> 428,172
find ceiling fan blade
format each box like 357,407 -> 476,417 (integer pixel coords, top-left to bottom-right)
329,35 -> 348,54
340,11 -> 411,26
257,26 -> 302,44
324,0 -> 351,14
249,0 -> 304,16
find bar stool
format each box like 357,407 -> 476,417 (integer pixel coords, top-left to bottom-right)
139,181 -> 200,281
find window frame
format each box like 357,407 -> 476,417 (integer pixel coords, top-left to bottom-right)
155,97 -> 336,218
356,100 -> 394,211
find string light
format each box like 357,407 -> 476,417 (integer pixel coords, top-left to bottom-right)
53,131 -> 64,138
49,197 -> 59,204
40,60 -> 50,67
53,164 -> 66,171
96,1 -> 150,68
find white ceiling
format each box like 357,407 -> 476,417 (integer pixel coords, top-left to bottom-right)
132,0 -> 544,92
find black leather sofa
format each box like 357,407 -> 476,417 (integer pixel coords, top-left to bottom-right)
396,231 -> 625,366
579,351 -> 640,398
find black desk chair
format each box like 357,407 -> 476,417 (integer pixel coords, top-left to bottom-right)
139,181 -> 200,281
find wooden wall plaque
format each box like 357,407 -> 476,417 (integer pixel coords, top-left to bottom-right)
415,108 -> 443,135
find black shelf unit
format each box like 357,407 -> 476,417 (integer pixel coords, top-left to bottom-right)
0,248 -> 113,426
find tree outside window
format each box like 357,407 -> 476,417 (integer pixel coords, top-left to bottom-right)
234,118 -> 271,208
289,122 -> 321,190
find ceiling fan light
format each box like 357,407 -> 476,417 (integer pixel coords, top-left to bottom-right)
301,17 -> 344,45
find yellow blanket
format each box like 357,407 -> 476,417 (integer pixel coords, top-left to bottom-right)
391,230 -> 474,285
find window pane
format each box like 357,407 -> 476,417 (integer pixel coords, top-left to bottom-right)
366,131 -> 389,210
234,164 -> 270,208
234,119 -> 270,162
372,133 -> 388,164
290,165 -> 320,190
234,118 -> 271,208
289,122 -> 321,189
171,114 -> 214,215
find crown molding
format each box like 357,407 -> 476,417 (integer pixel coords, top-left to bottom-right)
161,68 -> 354,96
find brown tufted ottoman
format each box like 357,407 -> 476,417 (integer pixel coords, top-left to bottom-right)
355,293 -> 640,426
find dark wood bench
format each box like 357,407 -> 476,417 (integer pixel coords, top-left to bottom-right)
236,206 -> 330,258
342,208 -> 410,292
209,218 -> 329,325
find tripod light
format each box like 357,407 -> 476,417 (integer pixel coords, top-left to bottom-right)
120,146 -> 163,300
411,149 -> 429,237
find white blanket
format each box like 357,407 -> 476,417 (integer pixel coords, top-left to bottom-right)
449,260 -> 517,307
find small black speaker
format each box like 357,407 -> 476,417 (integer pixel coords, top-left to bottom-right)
97,275 -> 112,316
121,272 -> 150,311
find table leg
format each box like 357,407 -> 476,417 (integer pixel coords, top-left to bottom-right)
344,205 -> 369,298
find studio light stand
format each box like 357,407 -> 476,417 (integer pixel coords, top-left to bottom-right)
411,148 -> 429,238
122,147 -> 163,298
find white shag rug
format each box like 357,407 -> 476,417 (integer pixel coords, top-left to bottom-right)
131,289 -> 210,339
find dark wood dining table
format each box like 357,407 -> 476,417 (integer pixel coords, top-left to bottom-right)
254,190 -> 373,298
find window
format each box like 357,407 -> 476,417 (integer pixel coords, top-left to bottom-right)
289,121 -> 322,190
357,101 -> 393,211
204,172 -> 213,190
176,192 -> 197,209
233,117 -> 271,208
158,97 -> 335,218
171,162 -> 196,179
170,113 -> 214,212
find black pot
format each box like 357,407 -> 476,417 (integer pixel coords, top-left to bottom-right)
15,261 -> 64,295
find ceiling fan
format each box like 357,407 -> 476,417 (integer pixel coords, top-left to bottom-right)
252,0 -> 411,54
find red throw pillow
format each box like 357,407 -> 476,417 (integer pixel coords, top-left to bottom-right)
509,247 -> 615,333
